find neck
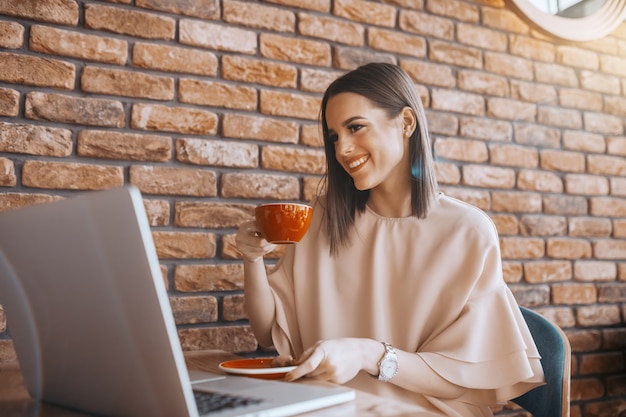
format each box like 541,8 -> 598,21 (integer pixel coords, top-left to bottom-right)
367,190 -> 412,218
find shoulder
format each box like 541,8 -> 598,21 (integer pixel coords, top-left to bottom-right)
432,193 -> 499,242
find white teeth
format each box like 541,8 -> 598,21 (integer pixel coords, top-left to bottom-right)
348,156 -> 368,169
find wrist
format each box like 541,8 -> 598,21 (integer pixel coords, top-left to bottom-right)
357,338 -> 385,376
242,254 -> 264,263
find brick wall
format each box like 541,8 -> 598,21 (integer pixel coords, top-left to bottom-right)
0,0 -> 625,415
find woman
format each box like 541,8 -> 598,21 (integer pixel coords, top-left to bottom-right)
236,63 -> 544,417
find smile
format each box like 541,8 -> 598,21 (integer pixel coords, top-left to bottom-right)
346,155 -> 370,171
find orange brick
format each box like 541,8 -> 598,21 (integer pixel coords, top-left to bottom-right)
538,107 -> 583,129
223,0 -> 295,32
152,231 -> 216,259
175,202 -> 254,229
540,149 -> 585,173
552,283 -> 597,305
368,28 -> 426,58
179,19 -> 257,54
481,7 -> 528,34
400,10 -> 454,40
573,261 -> 616,282
22,161 -> 124,190
492,191 -> 542,213
584,112 -> 623,136
170,296 -> 218,325
30,25 -> 127,65
429,40 -> 482,69
179,79 -> 257,110
0,88 -> 20,116
462,165 -> 515,188
130,166 -> 217,197
222,55 -> 297,88
78,130 -> 171,162
0,193 -> 63,212
221,172 -> 300,200
178,326 -> 257,352
133,42 -> 217,76
489,144 -> 538,168
570,378 -> 605,401
175,264 -> 244,292
0,157 -> 16,187
458,70 -> 509,96
26,92 -> 125,127
0,0 -> 78,25
434,162 -> 461,185
517,169 -> 563,193
485,52 -> 534,81
261,146 -> 325,174
535,62 -> 578,87
260,90 -> 321,121
81,66 -> 174,100
458,24 -> 507,51
136,0 -> 219,20
298,13 -> 363,46
564,174 -> 609,196
222,114 -> 298,143
426,0 -> 478,22
403,60 -> 455,88
500,237 -> 544,259
523,261 -> 571,283
0,20 -> 24,49
432,88 -> 484,115
559,88 -> 603,112
300,68 -> 344,94
435,138 -> 487,163
519,215 -> 566,236
85,4 -> 175,40
223,294 -> 246,321
334,0 -> 396,27
0,52 -> 75,90
143,198 -> 170,226
487,97 -> 536,121
131,103 -> 218,135
489,213 -> 518,236
459,116 -> 512,142
546,238 -> 592,259
260,33 -> 330,66
176,138 -> 258,168
509,34 -> 555,62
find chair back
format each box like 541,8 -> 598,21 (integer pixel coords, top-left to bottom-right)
512,307 -> 571,417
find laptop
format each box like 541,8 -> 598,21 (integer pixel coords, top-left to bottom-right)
0,185 -> 355,417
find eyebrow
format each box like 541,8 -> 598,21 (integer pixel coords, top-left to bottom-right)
342,116 -> 365,127
327,116 -> 366,134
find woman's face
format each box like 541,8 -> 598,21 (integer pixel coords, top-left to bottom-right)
325,92 -> 410,192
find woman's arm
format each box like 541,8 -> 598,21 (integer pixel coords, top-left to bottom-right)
285,338 -> 465,399
235,220 -> 277,347
243,257 -> 275,347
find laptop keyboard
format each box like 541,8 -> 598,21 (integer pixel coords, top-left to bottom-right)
194,390 -> 264,414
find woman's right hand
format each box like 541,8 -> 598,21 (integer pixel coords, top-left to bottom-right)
235,220 -> 277,262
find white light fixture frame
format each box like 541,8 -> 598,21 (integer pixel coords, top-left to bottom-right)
506,0 -> 626,42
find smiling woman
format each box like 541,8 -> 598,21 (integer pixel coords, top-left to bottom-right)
506,0 -> 626,41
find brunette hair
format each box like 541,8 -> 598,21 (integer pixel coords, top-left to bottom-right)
320,62 -> 438,255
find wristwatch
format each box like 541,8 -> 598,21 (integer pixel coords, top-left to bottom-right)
377,342 -> 398,382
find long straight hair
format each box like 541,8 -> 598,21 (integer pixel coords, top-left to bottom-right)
320,63 -> 438,255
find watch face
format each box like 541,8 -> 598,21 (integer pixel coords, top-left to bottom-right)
381,358 -> 398,377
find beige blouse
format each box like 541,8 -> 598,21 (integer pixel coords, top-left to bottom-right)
267,193 -> 545,417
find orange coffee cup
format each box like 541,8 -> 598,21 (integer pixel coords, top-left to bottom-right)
254,203 -> 313,244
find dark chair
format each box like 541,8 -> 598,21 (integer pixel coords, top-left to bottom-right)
512,307 -> 571,417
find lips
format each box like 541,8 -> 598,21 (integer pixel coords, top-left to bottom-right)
345,154 -> 370,173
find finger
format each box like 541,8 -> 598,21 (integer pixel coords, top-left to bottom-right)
284,349 -> 325,382
271,355 -> 294,367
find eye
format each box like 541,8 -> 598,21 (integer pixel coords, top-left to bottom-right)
347,123 -> 363,133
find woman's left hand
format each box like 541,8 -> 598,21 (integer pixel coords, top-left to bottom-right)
283,338 -> 379,384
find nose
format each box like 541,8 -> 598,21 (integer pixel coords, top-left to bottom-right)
335,134 -> 354,156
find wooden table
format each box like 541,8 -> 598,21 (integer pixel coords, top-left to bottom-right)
0,350 -> 436,417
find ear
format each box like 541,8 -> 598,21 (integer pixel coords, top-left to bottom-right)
400,107 -> 417,137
